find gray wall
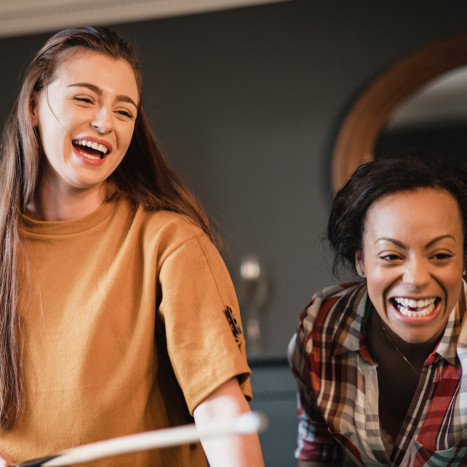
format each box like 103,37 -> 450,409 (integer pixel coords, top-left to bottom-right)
2,0 -> 467,357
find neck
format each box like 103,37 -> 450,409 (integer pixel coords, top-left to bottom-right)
366,305 -> 438,371
27,180 -> 109,222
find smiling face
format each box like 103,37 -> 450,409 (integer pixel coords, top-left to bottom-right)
356,188 -> 465,345
31,48 -> 139,206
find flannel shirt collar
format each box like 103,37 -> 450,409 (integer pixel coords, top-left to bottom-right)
329,281 -> 466,368
436,280 -> 466,366
329,282 -> 367,357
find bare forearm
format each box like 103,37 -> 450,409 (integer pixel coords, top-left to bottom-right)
201,430 -> 263,466
193,378 -> 264,467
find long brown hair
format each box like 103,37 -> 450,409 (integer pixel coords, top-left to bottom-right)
0,26 -> 216,429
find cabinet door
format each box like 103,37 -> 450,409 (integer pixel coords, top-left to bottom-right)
250,362 -> 297,467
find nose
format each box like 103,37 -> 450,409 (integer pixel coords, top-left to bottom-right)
402,257 -> 430,289
91,105 -> 113,134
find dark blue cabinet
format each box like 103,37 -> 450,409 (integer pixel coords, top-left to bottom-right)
249,359 -> 297,466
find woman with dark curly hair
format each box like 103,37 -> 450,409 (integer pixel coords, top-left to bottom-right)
289,156 -> 467,466
0,26 -> 263,466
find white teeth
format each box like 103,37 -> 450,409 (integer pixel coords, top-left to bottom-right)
78,150 -> 100,160
397,303 -> 435,317
74,139 -> 108,155
393,297 -> 437,317
395,297 -> 435,308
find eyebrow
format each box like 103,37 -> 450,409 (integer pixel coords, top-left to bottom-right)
68,83 -> 138,109
375,235 -> 456,249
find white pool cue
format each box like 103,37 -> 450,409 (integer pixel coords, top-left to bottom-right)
15,411 -> 267,466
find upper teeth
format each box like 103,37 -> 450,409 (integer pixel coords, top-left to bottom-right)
393,297 -> 436,317
75,139 -> 108,155
394,297 -> 436,308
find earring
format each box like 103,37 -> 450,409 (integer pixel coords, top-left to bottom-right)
360,271 -> 365,277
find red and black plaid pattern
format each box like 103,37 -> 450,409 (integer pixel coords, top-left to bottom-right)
290,282 -> 467,466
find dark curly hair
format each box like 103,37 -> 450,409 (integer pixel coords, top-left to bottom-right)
328,155 -> 467,275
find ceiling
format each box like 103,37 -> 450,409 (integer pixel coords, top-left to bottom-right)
0,0 -> 290,38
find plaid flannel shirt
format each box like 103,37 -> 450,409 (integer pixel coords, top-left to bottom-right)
289,281 -> 467,466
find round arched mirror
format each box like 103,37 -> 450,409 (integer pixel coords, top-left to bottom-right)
331,31 -> 467,193
375,64 -> 467,163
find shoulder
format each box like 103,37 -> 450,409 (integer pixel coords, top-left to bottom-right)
111,196 -> 215,262
139,207 -> 203,239
294,282 -> 367,364
301,282 -> 365,328
116,195 -> 207,242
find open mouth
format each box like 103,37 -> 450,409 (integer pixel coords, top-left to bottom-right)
72,139 -> 109,160
390,297 -> 440,318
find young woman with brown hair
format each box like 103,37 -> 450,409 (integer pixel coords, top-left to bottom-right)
0,26 -> 263,466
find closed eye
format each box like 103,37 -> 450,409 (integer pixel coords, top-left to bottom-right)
116,109 -> 134,119
73,96 -> 93,104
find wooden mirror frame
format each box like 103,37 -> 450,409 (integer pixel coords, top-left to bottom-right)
331,31 -> 467,193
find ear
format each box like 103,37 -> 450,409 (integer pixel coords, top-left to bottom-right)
355,250 -> 364,276
29,92 -> 39,127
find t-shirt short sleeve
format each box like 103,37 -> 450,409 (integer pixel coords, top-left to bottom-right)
158,233 -> 252,414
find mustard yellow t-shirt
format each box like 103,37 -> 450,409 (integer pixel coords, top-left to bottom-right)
2,195 -> 251,466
